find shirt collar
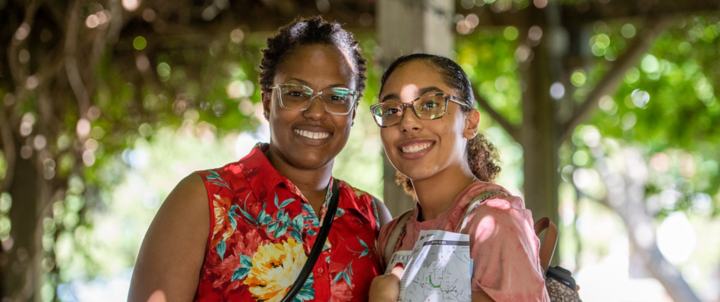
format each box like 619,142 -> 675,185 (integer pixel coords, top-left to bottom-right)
239,143 -> 336,201
238,143 -> 294,196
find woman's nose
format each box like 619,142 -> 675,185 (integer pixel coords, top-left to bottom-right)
302,94 -> 328,120
399,106 -> 422,132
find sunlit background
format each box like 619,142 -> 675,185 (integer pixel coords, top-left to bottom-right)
1,0 -> 719,301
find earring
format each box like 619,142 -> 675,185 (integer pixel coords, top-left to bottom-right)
351,121 -> 354,127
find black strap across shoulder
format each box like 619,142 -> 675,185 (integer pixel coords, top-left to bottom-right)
281,179 -> 341,302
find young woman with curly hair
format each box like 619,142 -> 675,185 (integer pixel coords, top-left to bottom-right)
368,54 -> 549,302
129,16 -> 391,302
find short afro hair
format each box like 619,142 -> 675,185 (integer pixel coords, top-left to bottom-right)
259,16 -> 367,99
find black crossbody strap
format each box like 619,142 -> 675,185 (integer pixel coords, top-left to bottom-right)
281,179 -> 341,302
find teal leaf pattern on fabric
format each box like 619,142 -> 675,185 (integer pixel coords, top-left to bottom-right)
229,213 -> 237,230
332,261 -> 354,290
239,193 -> 258,226
240,254 -> 252,268
294,273 -> 315,302
335,208 -> 345,218
274,223 -> 287,238
232,254 -> 253,281
216,241 -> 226,261
358,238 -> 368,249
267,221 -> 278,234
232,267 -> 250,281
279,198 -> 294,208
371,198 -> 380,229
290,214 -> 303,231
206,170 -> 231,190
238,207 -> 257,226
301,204 -> 321,229
289,214 -> 304,242
227,206 -> 239,230
290,230 -> 302,243
229,205 -> 240,218
347,236 -> 371,259
258,203 -> 272,226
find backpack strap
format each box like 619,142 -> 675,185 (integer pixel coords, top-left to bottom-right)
458,190 -> 505,234
382,209 -> 413,268
534,217 -> 558,274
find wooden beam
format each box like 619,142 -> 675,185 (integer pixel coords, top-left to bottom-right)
562,0 -> 720,24
456,0 -> 720,28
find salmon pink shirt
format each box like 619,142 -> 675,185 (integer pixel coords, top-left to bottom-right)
377,182 -> 550,301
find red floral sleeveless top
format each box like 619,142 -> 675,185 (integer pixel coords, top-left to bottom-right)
194,143 -> 382,301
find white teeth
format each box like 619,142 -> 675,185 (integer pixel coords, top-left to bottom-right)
401,143 -> 432,153
295,129 -> 329,140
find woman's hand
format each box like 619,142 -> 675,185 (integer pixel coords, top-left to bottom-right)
369,264 -> 404,302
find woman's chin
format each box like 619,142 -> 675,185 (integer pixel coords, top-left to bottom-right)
398,168 -> 436,183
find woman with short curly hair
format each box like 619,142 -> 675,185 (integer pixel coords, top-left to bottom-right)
129,16 -> 391,302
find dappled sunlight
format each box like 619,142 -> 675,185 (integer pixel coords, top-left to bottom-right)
2,1 -> 719,300
473,216 -> 497,243
147,290 -> 167,302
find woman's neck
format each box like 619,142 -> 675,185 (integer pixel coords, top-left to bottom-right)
412,165 -> 476,222
264,148 -> 333,210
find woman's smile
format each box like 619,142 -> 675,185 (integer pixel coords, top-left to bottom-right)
397,139 -> 435,159
293,126 -> 333,146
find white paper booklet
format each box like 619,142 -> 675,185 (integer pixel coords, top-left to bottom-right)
385,230 -> 473,302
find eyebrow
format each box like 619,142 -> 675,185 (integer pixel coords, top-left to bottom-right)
380,86 -> 445,102
286,78 -> 350,90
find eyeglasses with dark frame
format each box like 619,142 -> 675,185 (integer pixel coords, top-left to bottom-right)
271,83 -> 359,115
369,93 -> 471,128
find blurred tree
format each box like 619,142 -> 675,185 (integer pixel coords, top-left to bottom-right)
454,1 -> 720,301
2,0 -> 719,301
0,0 -> 374,300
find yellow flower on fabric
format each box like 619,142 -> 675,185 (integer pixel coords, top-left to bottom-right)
244,238 -> 308,302
211,194 -> 234,249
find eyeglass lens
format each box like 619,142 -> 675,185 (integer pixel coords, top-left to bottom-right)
276,84 -> 355,114
372,94 -> 447,127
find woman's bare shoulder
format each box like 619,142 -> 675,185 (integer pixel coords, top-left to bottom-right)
128,173 -> 210,302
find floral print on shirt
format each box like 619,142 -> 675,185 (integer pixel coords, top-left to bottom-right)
194,143 -> 382,302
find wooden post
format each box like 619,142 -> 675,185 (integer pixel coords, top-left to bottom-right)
520,5 -> 565,240
376,0 -> 455,216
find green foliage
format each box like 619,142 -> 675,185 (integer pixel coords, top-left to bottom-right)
570,16 -> 720,216
586,17 -> 720,150
457,31 -> 525,193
